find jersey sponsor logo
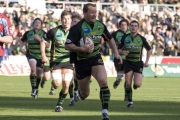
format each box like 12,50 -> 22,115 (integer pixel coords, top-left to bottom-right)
65,39 -> 72,43
89,35 -> 101,40
84,28 -> 90,34
28,37 -> 34,40
125,40 -> 130,44
138,40 -> 141,43
126,46 -> 140,49
56,33 -> 62,37
28,33 -> 33,37
118,34 -> 123,38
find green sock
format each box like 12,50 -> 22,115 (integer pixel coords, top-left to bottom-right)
100,86 -> 110,110
57,90 -> 67,106
126,87 -> 132,102
35,77 -> 41,89
69,82 -> 74,98
74,79 -> 78,91
30,74 -> 37,90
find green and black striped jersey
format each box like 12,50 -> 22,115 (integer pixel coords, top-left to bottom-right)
44,25 -> 70,63
118,33 -> 151,62
66,18 -> 112,61
21,29 -> 46,59
111,29 -> 130,60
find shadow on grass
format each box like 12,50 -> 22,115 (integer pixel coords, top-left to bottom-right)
0,96 -> 180,114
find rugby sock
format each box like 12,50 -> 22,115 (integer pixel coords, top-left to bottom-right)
50,81 -> 55,91
69,82 -> 74,98
126,88 -> 132,102
74,79 -> 78,91
30,74 -> 37,90
100,86 -> 110,110
124,82 -> 127,99
35,77 -> 41,89
57,90 -> 67,106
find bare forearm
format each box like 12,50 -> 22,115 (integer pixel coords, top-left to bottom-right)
65,44 -> 84,52
0,36 -> 13,43
40,42 -> 46,57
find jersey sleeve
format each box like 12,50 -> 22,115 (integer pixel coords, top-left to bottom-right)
44,28 -> 57,41
111,31 -> 116,40
141,36 -> 151,51
102,24 -> 112,41
118,35 -> 126,49
21,31 -> 29,42
65,24 -> 81,45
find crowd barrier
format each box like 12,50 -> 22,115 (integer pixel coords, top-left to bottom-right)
0,56 -> 180,77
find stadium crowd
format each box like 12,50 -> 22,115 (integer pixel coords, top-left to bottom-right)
0,0 -> 180,58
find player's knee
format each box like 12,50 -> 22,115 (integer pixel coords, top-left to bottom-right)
99,79 -> 108,88
51,73 -> 62,88
80,91 -> 89,99
126,82 -> 131,88
134,83 -> 141,88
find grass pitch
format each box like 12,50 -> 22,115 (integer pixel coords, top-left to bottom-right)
0,76 -> 180,120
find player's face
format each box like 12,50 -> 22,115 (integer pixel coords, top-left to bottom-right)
61,15 -> 72,29
33,20 -> 42,30
71,18 -> 80,26
120,22 -> 128,32
84,6 -> 97,24
129,22 -> 139,34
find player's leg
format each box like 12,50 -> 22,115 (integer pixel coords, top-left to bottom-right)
51,69 -> 62,95
73,70 -> 80,102
124,61 -> 134,108
40,63 -> 51,88
133,73 -> 142,89
125,70 -> 134,108
92,64 -> 110,120
33,67 -> 43,99
133,61 -> 144,89
113,58 -> 124,89
74,60 -> 92,100
28,59 -> 38,98
55,68 -> 73,111
68,77 -> 74,106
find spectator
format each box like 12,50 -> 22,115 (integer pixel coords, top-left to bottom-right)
151,28 -> 165,56
165,30 -> 176,47
175,28 -> 180,56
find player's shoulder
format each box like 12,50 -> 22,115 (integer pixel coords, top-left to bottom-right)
137,33 -> 146,40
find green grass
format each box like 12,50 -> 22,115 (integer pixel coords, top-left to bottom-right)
0,76 -> 180,120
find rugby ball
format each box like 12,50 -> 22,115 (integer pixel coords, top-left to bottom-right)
80,36 -> 93,47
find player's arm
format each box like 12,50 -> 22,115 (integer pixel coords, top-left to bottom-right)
118,35 -> 129,56
65,25 -> 93,53
0,36 -> 13,44
20,31 -> 28,54
142,36 -> 152,67
40,29 -> 54,63
102,24 -> 122,64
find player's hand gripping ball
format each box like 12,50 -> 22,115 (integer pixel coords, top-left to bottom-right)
80,36 -> 94,47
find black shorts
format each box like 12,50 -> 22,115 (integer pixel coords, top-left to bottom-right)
114,58 -> 124,71
74,56 -> 104,80
124,60 -> 144,74
43,61 -> 74,72
27,55 -> 43,68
